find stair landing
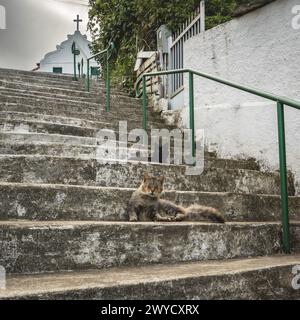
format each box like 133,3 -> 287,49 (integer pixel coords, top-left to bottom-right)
1,255 -> 299,300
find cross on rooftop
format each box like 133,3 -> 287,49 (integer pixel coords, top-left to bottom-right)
73,14 -> 83,32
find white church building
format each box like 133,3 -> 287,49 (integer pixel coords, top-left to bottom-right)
37,15 -> 98,76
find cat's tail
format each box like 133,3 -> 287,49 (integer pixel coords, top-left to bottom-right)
184,205 -> 226,223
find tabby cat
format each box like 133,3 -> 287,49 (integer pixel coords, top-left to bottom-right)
127,172 -> 226,223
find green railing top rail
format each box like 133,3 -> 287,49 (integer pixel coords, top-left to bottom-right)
136,68 -> 300,110
87,41 -> 116,62
87,48 -> 108,61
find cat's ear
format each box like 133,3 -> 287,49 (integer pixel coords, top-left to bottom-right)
143,172 -> 149,181
159,175 -> 165,184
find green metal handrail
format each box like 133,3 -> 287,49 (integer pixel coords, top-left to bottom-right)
136,68 -> 300,254
86,42 -> 115,112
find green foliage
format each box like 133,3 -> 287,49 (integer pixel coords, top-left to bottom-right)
88,0 -> 199,86
205,0 -> 236,29
88,0 -> 253,88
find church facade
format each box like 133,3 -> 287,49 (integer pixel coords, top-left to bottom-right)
37,15 -> 98,76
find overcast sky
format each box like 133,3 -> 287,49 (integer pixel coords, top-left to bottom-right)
0,0 -> 90,70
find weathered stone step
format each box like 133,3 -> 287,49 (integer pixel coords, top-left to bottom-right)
0,118 -> 96,137
0,76 -> 112,95
0,132 -> 97,146
0,119 -> 183,144
0,142 -> 260,170
0,143 -> 150,162
0,132 -> 220,158
0,69 -> 111,92
0,69 -> 125,88
0,87 -> 140,107
0,96 -> 103,116
0,111 -> 108,128
0,118 -> 193,144
0,80 -> 129,100
0,68 -> 74,81
0,102 -> 165,125
0,220 -> 299,274
0,72 -> 119,87
0,155 -> 291,194
0,74 -> 90,91
0,183 -> 299,222
0,93 -> 160,124
1,255 -> 299,299
0,92 -> 139,111
0,132 -> 158,153
0,70 -> 110,93
0,111 -> 176,132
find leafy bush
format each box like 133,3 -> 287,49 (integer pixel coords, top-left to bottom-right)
87,0 -> 259,88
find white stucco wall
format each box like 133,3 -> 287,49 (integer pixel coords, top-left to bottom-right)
179,0 -> 300,193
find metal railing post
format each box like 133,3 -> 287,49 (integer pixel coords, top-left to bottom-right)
72,42 -> 77,81
85,42 -> 115,112
73,52 -> 76,80
189,71 -> 196,157
142,76 -> 148,131
106,51 -> 111,112
86,59 -> 90,91
277,101 -> 291,254
81,58 -> 84,79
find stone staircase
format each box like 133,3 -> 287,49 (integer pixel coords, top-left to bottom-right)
0,68 -> 299,300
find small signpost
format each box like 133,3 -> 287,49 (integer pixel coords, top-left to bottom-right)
72,41 -> 80,81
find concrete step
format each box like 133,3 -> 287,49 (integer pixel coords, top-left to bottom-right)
0,142 -> 147,161
0,68 -> 75,81
0,132 -> 160,154
1,255 -> 299,299
0,111 -> 176,132
0,69 -> 115,92
0,132 -> 97,146
0,220 -> 299,274
0,79 -> 130,100
0,141 -> 260,170
0,155 -> 292,194
0,102 -> 166,125
0,116 -> 210,157
0,86 -> 140,107
0,132 -> 221,158
0,111 -> 109,129
0,69 -> 127,92
0,93 -> 162,124
0,183 -> 299,222
0,69 -> 111,92
0,119 -> 183,145
0,74 -> 90,91
0,118 -> 96,137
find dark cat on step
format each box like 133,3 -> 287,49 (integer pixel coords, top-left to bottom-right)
127,172 -> 226,223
